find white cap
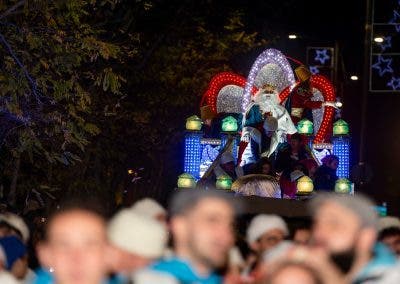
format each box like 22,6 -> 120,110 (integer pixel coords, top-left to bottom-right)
263,116 -> 278,132
246,214 -> 288,245
0,213 -> 29,243
378,216 -> 400,232
131,198 -> 166,219
220,152 -> 234,165
108,209 -> 167,258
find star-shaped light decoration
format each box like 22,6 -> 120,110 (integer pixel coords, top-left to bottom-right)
378,36 -> 392,52
372,56 -> 394,77
387,77 -> 400,90
315,49 -> 330,65
309,66 -> 320,75
389,10 -> 400,33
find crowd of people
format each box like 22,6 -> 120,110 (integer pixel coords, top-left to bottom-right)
0,189 -> 399,284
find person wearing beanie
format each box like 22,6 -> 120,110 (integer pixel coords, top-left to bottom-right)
309,193 -> 400,283
377,216 -> 400,258
107,208 -> 168,277
0,236 -> 28,280
0,213 -> 30,243
131,198 -> 167,224
242,215 -> 289,279
246,214 -> 288,256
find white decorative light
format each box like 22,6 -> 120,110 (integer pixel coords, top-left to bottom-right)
312,143 -> 333,150
350,75 -> 358,81
374,37 -> 384,43
288,34 -> 297,39
242,48 -> 295,112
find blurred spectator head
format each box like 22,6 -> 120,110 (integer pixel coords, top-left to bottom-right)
168,189 -> 239,270
267,261 -> 321,284
0,236 -> 28,279
321,155 -> 339,170
0,213 -> 29,243
289,133 -> 303,150
378,216 -> 400,232
257,157 -> 274,176
309,193 -> 378,272
37,206 -> 108,284
378,227 -> 400,257
131,198 -> 167,224
107,208 -> 168,274
247,214 -> 288,255
292,221 -> 312,246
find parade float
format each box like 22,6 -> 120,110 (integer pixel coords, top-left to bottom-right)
178,48 -> 352,202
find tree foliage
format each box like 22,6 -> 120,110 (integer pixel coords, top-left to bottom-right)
0,0 -> 268,207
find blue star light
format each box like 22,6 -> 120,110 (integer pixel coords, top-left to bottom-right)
309,66 -> 320,75
389,10 -> 400,33
372,56 -> 394,77
378,36 -> 392,52
314,49 -> 330,65
387,77 -> 400,90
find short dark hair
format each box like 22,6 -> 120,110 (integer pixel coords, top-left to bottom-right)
168,189 -> 242,217
378,227 -> 400,241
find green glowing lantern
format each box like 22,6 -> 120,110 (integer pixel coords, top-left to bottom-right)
186,115 -> 202,131
297,119 -> 314,135
334,178 -> 352,194
177,173 -> 196,188
333,119 -> 349,136
296,176 -> 314,195
216,174 -> 233,190
221,116 -> 238,132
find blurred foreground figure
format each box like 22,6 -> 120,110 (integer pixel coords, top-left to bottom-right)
107,206 -> 170,283
378,216 -> 400,258
36,207 -> 109,284
151,190 -> 239,283
244,215 -> 289,281
131,198 -> 167,224
310,193 -> 400,283
0,236 -> 25,283
267,262 -> 321,284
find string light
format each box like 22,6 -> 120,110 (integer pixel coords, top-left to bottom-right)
184,132 -> 203,179
310,75 -> 336,143
201,72 -> 253,113
243,48 -> 296,112
333,137 -> 350,178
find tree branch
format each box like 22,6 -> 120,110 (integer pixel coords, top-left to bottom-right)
0,0 -> 25,20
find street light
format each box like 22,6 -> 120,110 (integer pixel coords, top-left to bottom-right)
288,34 -> 297,39
350,75 -> 359,81
374,37 -> 384,43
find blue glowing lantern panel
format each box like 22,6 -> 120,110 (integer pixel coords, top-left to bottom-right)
184,133 -> 202,179
199,145 -> 220,178
332,137 -> 350,178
